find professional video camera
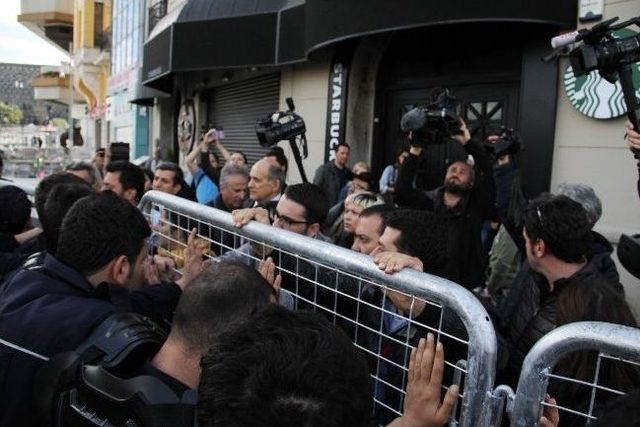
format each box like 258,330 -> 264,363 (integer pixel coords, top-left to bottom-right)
551,16 -> 640,156
400,87 -> 463,148
484,126 -> 522,158
256,97 -> 309,182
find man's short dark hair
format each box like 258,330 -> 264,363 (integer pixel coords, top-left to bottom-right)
353,172 -> 372,188
523,194 -> 592,263
336,142 -> 350,151
105,161 -> 145,203
155,162 -> 184,186
172,262 -> 275,352
284,183 -> 329,225
383,209 -> 448,275
0,186 -> 31,235
265,146 -> 288,174
198,305 -> 373,427
35,173 -> 90,220
360,204 -> 395,235
142,168 -> 154,183
41,183 -> 94,253
56,192 -> 151,276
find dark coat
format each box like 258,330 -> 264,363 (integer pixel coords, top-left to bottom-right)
395,139 -> 496,289
0,253 -> 181,426
313,162 -> 353,206
496,255 -> 624,386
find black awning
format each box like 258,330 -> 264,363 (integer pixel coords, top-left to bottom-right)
131,68 -> 170,106
143,0 -> 577,90
142,0 -> 305,89
304,0 -> 577,54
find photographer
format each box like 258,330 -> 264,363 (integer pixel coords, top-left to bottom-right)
395,119 -> 496,290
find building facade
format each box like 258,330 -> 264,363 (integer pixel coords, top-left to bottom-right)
19,0 -> 112,158
107,0 -> 151,159
141,0 -> 640,313
0,63 -> 68,125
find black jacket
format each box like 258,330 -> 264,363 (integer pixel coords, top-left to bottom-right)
0,253 -> 181,426
395,139 -> 496,288
492,161 -> 623,385
496,255 -> 624,387
492,161 -> 620,283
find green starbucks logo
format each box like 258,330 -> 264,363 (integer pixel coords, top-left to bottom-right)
564,28 -> 640,120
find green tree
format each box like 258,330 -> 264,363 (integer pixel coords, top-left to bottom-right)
51,117 -> 69,130
0,101 -> 23,126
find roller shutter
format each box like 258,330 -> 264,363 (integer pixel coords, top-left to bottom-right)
210,73 -> 280,165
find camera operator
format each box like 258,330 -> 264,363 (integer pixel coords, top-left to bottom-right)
624,121 -> 640,200
395,119 -> 496,290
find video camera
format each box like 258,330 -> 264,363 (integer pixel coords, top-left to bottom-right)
255,97 -> 309,182
551,16 -> 640,156
400,88 -> 463,148
256,97 -> 307,148
484,127 -> 522,159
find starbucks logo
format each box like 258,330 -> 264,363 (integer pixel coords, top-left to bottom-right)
564,29 -> 640,120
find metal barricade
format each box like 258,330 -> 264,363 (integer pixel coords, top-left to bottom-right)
139,191 -> 498,427
510,321 -> 640,426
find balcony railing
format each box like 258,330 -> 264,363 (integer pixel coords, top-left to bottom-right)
148,0 -> 168,34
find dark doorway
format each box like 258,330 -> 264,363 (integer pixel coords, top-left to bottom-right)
374,22 -> 559,196
374,23 -> 524,190
382,83 -> 519,190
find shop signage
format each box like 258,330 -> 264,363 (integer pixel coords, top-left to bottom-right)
564,28 -> 640,119
324,52 -> 350,162
579,0 -> 603,23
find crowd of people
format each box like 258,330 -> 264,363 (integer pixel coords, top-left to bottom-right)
0,119 -> 637,426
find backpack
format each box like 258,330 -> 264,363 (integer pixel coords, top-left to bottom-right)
35,312 -> 196,426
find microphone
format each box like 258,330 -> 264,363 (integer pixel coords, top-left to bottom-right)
551,31 -> 580,48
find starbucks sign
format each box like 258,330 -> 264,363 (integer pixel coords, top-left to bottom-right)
564,28 -> 640,119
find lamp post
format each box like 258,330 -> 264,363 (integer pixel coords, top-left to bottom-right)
60,43 -> 74,149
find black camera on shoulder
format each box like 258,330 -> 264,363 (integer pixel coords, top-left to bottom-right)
400,87 -> 462,148
484,127 -> 522,159
255,97 -> 309,182
256,97 -> 306,148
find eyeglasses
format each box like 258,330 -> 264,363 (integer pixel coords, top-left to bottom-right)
274,211 -> 308,227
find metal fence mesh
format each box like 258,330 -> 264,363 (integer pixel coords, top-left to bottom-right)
511,322 -> 640,427
141,196 -> 495,426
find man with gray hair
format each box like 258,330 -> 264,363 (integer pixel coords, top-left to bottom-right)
245,158 -> 285,220
556,182 -> 618,282
208,164 -> 249,213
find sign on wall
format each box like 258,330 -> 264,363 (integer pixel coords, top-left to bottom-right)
579,0 -> 603,23
564,29 -> 640,119
324,51 -> 350,162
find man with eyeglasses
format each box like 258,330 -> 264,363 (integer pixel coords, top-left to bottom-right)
223,183 -> 363,332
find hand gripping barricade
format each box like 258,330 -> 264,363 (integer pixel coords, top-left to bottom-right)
139,190 -> 498,427
510,322 -> 640,426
